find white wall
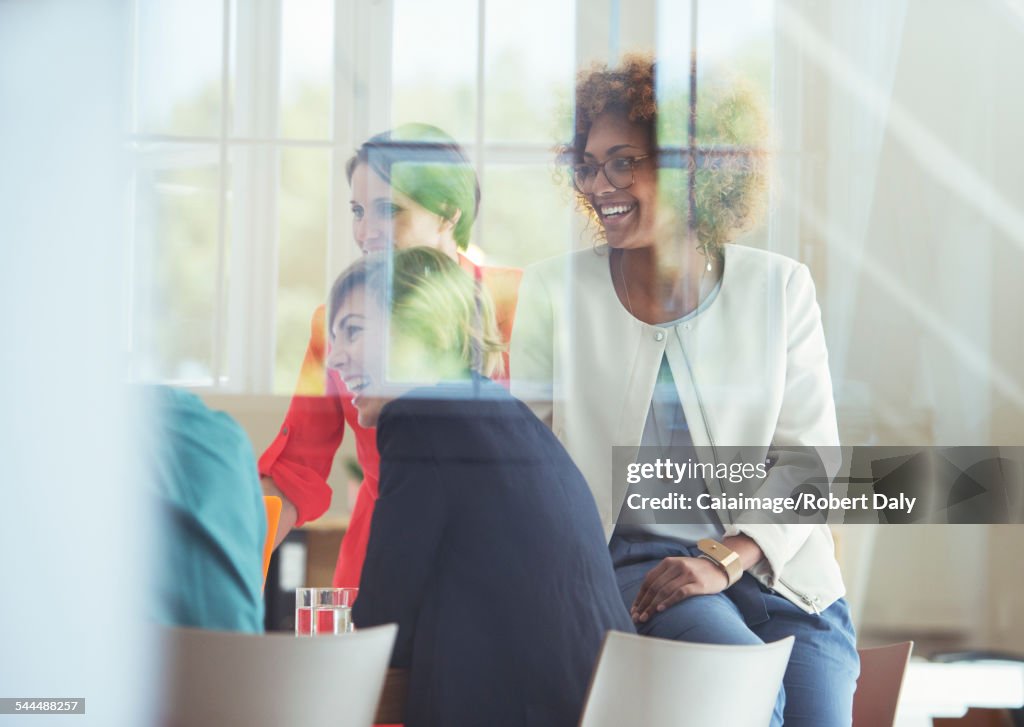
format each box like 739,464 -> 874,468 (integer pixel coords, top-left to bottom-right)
779,0 -> 1024,645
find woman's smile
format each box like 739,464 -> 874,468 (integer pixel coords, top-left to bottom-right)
582,112 -> 657,250
595,198 -> 639,230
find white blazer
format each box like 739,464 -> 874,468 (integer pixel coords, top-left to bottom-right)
510,243 -> 845,614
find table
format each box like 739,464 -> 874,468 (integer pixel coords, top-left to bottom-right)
895,660 -> 1024,727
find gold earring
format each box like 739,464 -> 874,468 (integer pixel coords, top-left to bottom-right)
698,240 -> 716,271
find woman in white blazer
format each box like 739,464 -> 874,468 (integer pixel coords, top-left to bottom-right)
511,56 -> 859,727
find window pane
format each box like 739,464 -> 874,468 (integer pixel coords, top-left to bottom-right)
392,0 -> 478,143
275,148 -> 330,394
134,0 -> 224,136
279,0 -> 333,139
484,0 -> 574,144
655,0 -> 774,148
478,164 -> 574,269
131,146 -> 222,383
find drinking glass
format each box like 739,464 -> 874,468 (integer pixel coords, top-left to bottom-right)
295,587 -> 314,637
313,588 -> 351,636
335,588 -> 358,633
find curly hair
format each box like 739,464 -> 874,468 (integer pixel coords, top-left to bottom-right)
561,54 -> 770,253
570,55 -> 658,159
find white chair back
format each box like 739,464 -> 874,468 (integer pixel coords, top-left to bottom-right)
580,632 -> 794,727
159,624 -> 397,727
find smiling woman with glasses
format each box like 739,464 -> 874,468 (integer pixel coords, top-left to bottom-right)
511,55 -> 859,727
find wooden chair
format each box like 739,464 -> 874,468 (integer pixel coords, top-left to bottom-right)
579,632 -> 794,726
159,623 -> 396,727
375,668 -> 409,724
852,641 -> 914,727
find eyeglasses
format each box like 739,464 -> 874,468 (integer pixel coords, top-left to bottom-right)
571,154 -> 652,193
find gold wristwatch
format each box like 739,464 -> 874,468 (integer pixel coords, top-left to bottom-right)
697,538 -> 743,587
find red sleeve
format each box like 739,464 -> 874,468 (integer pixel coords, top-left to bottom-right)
258,305 -> 345,525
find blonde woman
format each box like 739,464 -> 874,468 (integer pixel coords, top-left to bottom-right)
339,248 -> 633,727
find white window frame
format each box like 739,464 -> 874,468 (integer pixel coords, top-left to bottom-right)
127,0 -> 385,394
127,0 -> 785,394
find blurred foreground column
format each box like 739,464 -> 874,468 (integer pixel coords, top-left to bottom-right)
0,2 -> 153,725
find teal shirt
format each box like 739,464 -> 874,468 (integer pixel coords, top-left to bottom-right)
146,386 -> 266,632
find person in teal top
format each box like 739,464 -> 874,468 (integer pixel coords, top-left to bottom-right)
145,386 -> 266,633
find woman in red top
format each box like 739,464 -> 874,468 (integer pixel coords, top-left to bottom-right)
259,124 -> 521,589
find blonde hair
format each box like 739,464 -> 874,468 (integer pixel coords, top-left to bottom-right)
329,247 -> 505,380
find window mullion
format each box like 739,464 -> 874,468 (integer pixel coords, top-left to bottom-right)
575,0 -> 612,66
770,0 -> 807,263
212,0 -> 232,387
328,0 -> 392,287
474,0 -> 487,252
227,0 -> 282,393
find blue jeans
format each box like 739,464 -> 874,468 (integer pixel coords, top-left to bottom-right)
611,535 -> 860,727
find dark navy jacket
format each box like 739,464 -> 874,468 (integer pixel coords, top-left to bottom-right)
353,379 -> 633,727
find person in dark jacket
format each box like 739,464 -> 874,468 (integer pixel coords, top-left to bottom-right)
334,247 -> 633,727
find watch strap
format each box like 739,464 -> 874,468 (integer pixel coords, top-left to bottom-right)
697,538 -> 743,587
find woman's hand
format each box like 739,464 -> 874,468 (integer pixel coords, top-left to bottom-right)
630,556 -> 728,623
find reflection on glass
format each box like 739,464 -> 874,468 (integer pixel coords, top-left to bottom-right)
484,0 -> 574,143
481,165 -> 574,268
656,0 -> 773,91
132,148 -> 221,382
275,148 -> 329,393
134,0 -> 224,136
655,0 -> 773,148
392,0 -> 478,142
279,0 -> 333,139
